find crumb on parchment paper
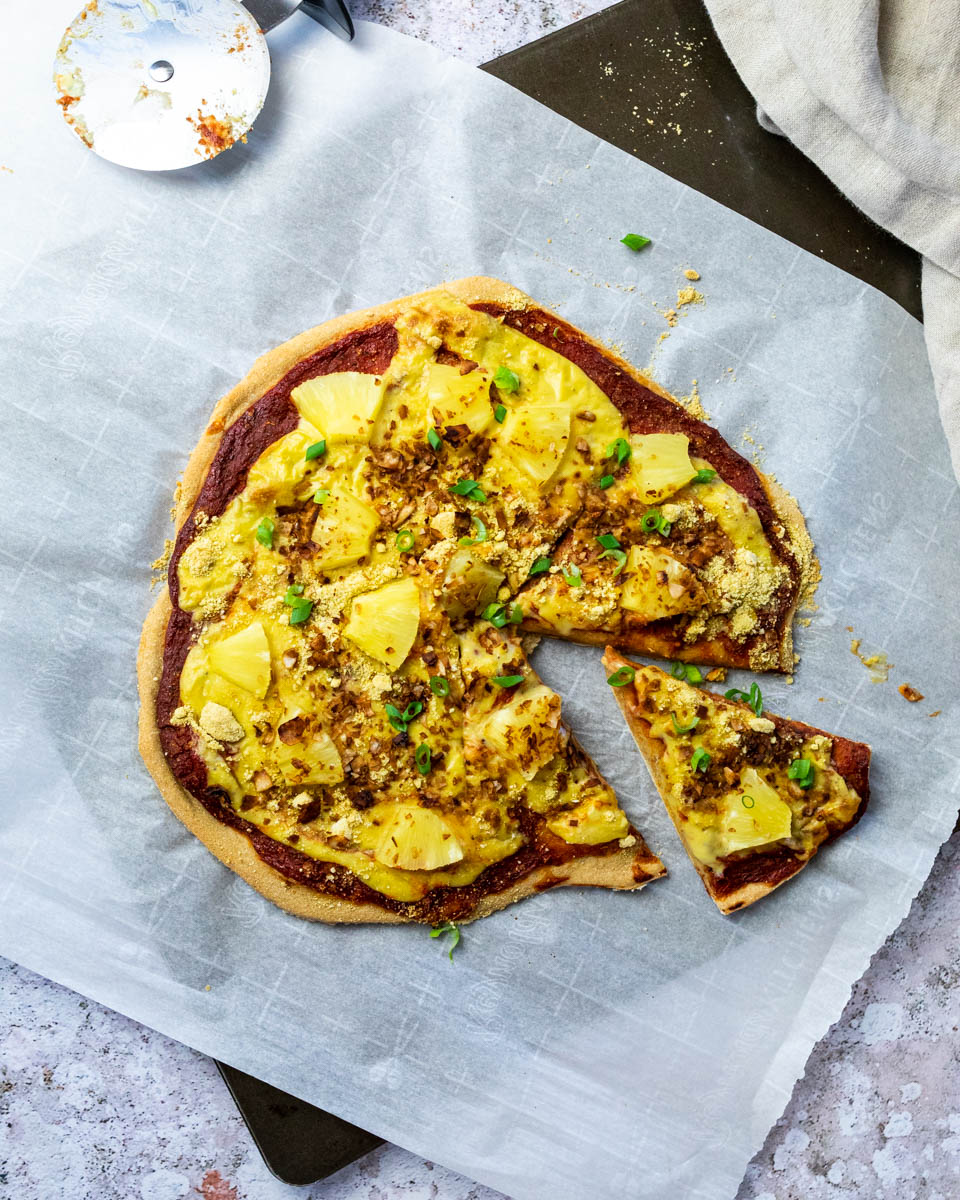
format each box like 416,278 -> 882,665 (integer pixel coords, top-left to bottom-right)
898,684 -> 924,703
850,636 -> 892,683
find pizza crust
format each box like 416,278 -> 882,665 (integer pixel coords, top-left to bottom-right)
138,277 -> 804,923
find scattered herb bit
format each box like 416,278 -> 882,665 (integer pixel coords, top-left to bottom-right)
255,517 -> 274,549
481,601 -> 522,629
313,489 -> 330,505
494,403 -> 507,423
670,661 -> 702,684
450,478 -> 487,503
690,746 -> 711,773
621,233 -> 651,252
605,437 -> 632,467
509,603 -> 523,624
414,741 -> 432,776
671,712 -> 700,735
596,533 -> 621,550
492,674 -> 523,688
640,508 -> 672,537
599,547 -> 627,574
740,794 -> 756,809
552,326 -> 561,338
562,564 -> 583,587
427,427 -> 443,452
288,600 -> 313,625
429,676 -> 450,698
725,682 -> 763,716
788,757 -> 815,789
430,920 -> 461,961
305,439 -> 326,461
606,665 -> 636,687
385,700 -> 424,734
599,474 -> 615,490
691,468 -> 717,485
493,366 -> 520,393
459,515 -> 488,546
283,584 -> 305,604
396,529 -> 415,552
528,556 -> 551,577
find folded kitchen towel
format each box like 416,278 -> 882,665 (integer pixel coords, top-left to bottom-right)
703,0 -> 960,482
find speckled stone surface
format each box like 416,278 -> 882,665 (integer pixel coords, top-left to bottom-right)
2,4 -> 958,1199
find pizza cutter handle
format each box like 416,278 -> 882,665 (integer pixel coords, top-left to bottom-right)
300,0 -> 355,41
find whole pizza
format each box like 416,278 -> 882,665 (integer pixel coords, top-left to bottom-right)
139,277 -> 865,925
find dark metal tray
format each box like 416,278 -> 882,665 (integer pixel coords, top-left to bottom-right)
217,0 -> 920,1185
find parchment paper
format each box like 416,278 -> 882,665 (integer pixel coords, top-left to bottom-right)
2,10 -> 959,1200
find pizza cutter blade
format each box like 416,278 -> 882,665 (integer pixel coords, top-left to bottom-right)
53,0 -> 271,172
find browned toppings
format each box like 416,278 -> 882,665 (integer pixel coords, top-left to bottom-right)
898,683 -> 924,702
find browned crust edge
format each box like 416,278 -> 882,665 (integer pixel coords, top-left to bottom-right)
138,278 -> 674,925
601,647 -> 870,914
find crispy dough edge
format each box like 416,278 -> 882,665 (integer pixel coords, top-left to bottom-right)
601,647 -> 867,914
138,277 -> 674,924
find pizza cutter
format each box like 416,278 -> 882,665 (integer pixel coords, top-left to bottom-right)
52,0 -> 354,172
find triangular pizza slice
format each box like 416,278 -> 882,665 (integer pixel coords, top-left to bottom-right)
602,648 -> 871,913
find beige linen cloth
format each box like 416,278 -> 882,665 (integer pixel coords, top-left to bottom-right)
704,0 -> 960,482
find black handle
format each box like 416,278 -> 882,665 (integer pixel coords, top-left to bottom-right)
299,0 -> 355,41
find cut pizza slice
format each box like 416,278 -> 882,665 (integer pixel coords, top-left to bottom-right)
601,648 -> 871,913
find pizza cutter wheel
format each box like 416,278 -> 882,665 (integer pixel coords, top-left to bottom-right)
52,0 -> 353,172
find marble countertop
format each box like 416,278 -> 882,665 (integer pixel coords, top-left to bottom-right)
3,4 -> 959,1198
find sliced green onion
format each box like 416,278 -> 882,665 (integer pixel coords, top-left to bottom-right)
621,233 -> 651,251
552,326 -> 561,339
288,600 -> 313,625
671,712 -> 700,735
385,700 -> 423,734
605,437 -> 632,467
459,515 -> 488,546
313,489 -> 330,505
415,742 -> 432,775
788,758 -> 814,789
690,746 -> 711,773
741,794 -> 756,809
492,674 -> 523,688
430,920 -> 461,961
450,478 -> 487,503
429,676 -> 450,698
494,404 -> 507,423
600,547 -> 627,574
671,661 -> 702,684
255,517 -> 274,548
528,556 -> 551,577
427,427 -> 443,452
599,474 -> 615,490
509,603 -> 523,624
596,533 -> 620,550
606,665 -> 636,687
283,584 -> 305,605
305,439 -> 326,461
562,564 -> 583,587
641,508 -> 671,536
493,366 -> 520,393
691,468 -> 717,485
396,529 -> 415,552
725,683 -> 763,717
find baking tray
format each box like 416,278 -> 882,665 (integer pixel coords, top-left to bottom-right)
215,0 -> 921,1185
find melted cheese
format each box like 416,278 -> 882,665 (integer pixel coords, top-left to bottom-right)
172,293 -> 788,900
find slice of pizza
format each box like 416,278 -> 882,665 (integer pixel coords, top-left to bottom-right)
138,277 -> 813,925
601,648 -> 871,912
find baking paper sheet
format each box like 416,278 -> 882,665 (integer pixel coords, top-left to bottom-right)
2,10 -> 959,1200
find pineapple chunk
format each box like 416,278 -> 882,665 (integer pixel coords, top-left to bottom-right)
373,804 -> 464,871
717,766 -> 793,852
470,684 -> 565,779
441,547 -> 505,618
422,362 -> 492,437
547,800 -> 629,845
629,433 -> 696,502
620,545 -> 705,621
311,490 -> 379,570
501,403 -> 571,486
208,621 -> 271,698
274,728 -> 344,786
291,372 -> 384,444
343,576 -> 421,670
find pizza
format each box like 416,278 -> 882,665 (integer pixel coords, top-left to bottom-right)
602,649 -> 871,912
138,277 -> 814,925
